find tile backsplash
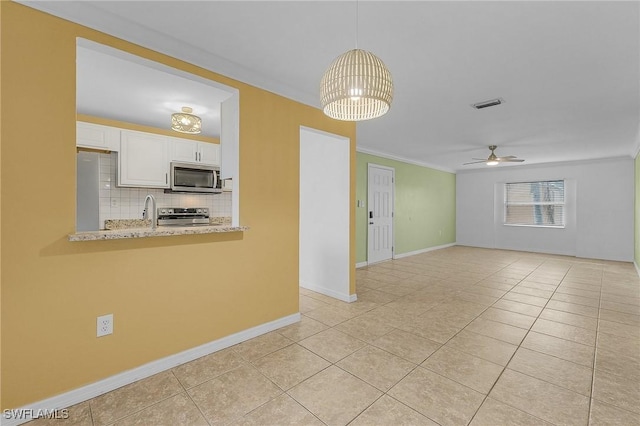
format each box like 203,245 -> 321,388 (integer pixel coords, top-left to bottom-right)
98,153 -> 231,229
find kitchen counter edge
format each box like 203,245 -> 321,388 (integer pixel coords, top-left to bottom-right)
68,225 -> 249,241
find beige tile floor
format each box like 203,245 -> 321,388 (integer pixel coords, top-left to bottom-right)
29,246 -> 640,425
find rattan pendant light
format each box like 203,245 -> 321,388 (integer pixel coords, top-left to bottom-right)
320,1 -> 393,121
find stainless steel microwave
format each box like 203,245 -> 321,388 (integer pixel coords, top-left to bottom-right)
169,162 -> 222,193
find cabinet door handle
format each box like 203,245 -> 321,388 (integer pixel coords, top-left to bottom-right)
195,152 -> 198,161
165,173 -> 168,184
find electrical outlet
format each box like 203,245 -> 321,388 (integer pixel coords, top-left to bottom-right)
97,314 -> 113,337
111,198 -> 118,208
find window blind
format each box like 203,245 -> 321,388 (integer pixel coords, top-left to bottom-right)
505,180 -> 565,227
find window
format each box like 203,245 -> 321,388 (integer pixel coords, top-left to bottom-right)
505,180 -> 565,227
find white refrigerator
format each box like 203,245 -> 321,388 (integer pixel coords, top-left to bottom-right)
76,151 -> 100,231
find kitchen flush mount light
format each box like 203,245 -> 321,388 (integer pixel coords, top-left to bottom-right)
320,2 -> 393,121
171,106 -> 201,134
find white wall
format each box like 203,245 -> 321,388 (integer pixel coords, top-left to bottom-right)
457,157 -> 635,261
299,127 -> 352,301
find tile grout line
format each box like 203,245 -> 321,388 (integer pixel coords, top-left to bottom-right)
300,260 -> 499,425
455,256 -> 552,424
587,267 -> 605,425
295,311 -> 429,424
466,256 -> 577,425
324,256 -> 632,424
360,262 -> 616,419
88,400 -> 96,426
243,357 -> 329,424
90,371 -> 194,426
260,293 -> 419,426
174,369 -> 213,426
397,255 -> 544,424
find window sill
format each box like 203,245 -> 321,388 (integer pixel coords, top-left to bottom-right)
502,224 -> 565,229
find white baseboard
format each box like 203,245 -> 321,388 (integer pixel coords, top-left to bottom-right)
300,281 -> 355,303
635,261 -> 640,278
355,261 -> 368,268
2,313 -> 300,426
393,243 -> 456,259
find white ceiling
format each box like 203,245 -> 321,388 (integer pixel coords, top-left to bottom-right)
77,42 -> 234,138
24,1 -> 640,171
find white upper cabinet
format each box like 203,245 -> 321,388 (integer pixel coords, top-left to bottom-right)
77,121 -> 221,189
169,137 -> 220,166
77,121 -> 120,151
198,142 -> 220,166
170,138 -> 199,163
119,130 -> 169,188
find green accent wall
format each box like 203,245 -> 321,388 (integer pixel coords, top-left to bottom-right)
635,152 -> 640,267
356,152 -> 456,263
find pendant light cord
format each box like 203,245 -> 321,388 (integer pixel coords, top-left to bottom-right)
355,0 -> 359,49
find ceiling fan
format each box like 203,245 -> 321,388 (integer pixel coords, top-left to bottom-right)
464,145 -> 525,166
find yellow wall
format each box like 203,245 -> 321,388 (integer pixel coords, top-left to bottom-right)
0,2 -> 356,408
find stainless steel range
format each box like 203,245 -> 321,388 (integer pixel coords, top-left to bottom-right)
157,207 -> 210,226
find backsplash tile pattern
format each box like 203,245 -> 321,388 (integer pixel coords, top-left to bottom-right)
98,153 -> 231,229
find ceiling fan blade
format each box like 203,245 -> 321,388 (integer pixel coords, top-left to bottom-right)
500,158 -> 525,162
471,158 -> 487,161
463,160 -> 487,165
497,155 -> 517,160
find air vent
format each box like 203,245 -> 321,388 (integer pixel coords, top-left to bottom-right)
472,98 -> 504,109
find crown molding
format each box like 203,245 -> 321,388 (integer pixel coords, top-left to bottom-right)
356,146 -> 456,174
17,1 -> 320,109
456,155 -> 635,174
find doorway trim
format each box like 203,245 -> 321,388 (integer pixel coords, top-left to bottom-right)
299,126 -> 353,302
367,163 -> 395,265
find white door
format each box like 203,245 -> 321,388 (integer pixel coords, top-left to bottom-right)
368,164 -> 394,264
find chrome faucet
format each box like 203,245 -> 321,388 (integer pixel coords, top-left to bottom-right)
143,194 -> 157,230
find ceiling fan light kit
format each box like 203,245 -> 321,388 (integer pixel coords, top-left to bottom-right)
463,145 -> 525,166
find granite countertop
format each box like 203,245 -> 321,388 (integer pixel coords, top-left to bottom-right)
103,216 -> 231,230
69,217 -> 246,242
